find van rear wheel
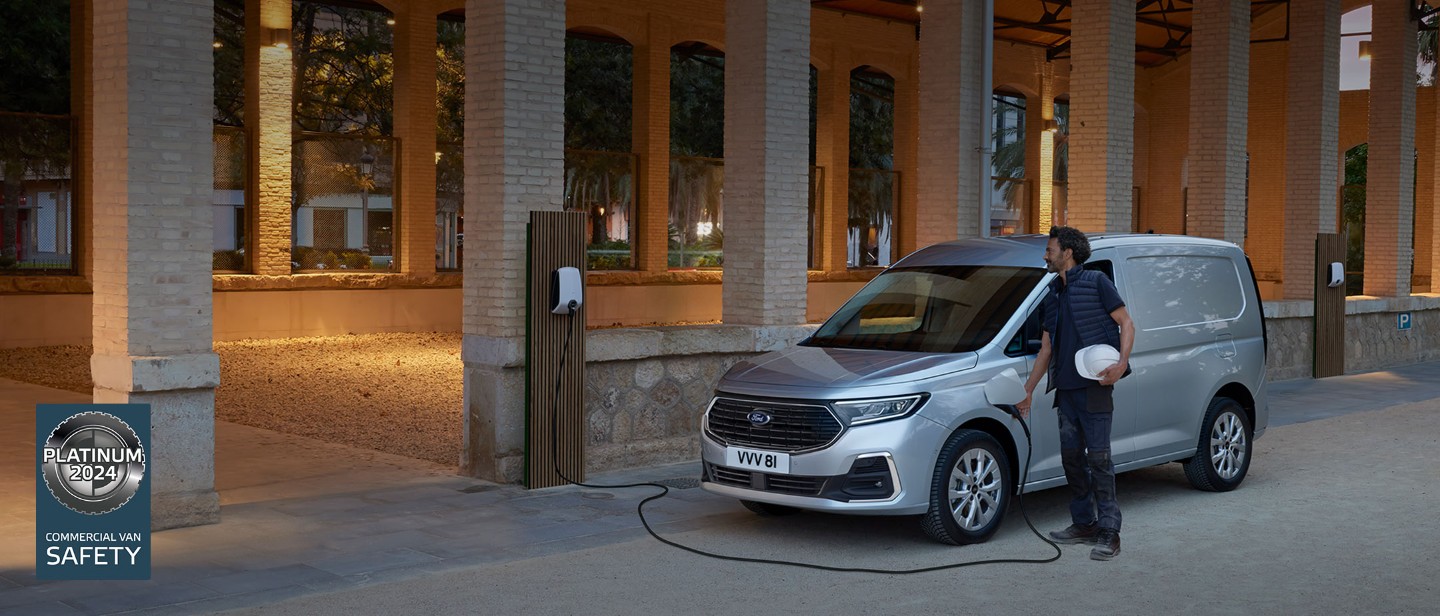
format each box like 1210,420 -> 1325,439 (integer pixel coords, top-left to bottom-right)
921,429 -> 1011,545
1184,396 -> 1252,492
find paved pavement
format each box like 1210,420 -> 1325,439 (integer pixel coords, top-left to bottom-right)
1,362 -> 1439,615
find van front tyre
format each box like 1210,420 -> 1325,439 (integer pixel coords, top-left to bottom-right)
922,429 -> 1011,545
1184,396 -> 1252,492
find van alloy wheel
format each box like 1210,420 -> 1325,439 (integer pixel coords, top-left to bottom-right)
922,429 -> 1011,545
1184,396 -> 1253,492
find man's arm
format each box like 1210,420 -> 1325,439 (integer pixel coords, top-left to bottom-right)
1097,306 -> 1135,386
1017,330 -> 1051,418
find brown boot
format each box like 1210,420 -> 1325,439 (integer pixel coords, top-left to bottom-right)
1090,529 -> 1121,560
1048,523 -> 1100,544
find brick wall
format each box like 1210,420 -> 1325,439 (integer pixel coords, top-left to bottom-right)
1069,0 -> 1134,233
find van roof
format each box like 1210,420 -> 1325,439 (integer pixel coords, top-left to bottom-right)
895,233 -> 1241,269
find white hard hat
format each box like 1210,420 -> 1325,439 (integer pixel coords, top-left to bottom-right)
1075,344 -> 1121,381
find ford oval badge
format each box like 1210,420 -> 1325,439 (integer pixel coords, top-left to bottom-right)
747,411 -> 773,426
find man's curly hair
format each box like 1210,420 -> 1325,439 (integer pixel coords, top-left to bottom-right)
1049,225 -> 1091,264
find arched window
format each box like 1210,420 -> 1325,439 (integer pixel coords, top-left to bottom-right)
849,66 -> 895,268
669,41 -> 725,269
564,30 -> 636,270
1052,95 -> 1070,228
991,88 -> 1027,235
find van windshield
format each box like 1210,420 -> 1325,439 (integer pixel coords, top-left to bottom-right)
803,265 -> 1045,353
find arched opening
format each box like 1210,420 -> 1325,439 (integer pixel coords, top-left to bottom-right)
564,28 -> 636,270
434,12 -> 463,269
1052,94 -> 1071,228
291,1 -> 398,271
991,86 -> 1027,236
1342,143 -> 1367,295
669,41 -> 725,269
0,0 -> 76,274
849,65 -> 895,268
436,13 -> 464,271
1340,4 -> 1440,90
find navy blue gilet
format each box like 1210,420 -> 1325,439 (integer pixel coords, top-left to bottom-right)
1042,268 -> 1122,392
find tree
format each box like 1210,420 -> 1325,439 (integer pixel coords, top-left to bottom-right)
292,2 -> 394,136
0,0 -> 71,265
1342,144 -> 1367,295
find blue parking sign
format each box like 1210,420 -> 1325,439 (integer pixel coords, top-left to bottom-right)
1398,313 -> 1411,330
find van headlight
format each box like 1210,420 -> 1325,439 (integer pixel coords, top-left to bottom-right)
831,394 -> 926,426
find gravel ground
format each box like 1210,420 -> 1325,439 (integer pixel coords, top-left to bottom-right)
0,333 -> 464,467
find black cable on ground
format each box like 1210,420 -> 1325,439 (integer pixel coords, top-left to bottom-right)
549,308 -> 1062,573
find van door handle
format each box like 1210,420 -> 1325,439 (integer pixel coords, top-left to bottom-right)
1215,334 -> 1236,358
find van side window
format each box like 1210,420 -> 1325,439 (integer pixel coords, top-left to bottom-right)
1126,255 -> 1245,329
1084,259 -> 1114,282
1005,306 -> 1044,357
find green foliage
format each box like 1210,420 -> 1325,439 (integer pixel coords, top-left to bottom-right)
339,250 -> 371,270
214,0 -> 245,126
293,2 -> 395,136
292,246 -> 322,270
1342,144 -> 1367,294
566,36 -> 633,151
0,0 -> 70,115
850,69 -> 894,170
671,46 -> 725,158
437,19 -> 464,145
322,250 -> 340,270
585,239 -> 632,270
213,250 -> 245,271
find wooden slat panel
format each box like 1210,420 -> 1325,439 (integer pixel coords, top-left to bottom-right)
526,211 -> 587,488
1314,233 -> 1345,378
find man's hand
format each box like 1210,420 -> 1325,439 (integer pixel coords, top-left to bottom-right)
1097,362 -> 1127,387
1016,392 -> 1032,419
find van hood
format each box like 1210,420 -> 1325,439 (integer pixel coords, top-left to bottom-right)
721,345 -> 979,389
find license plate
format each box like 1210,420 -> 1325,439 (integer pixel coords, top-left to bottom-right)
725,447 -> 790,474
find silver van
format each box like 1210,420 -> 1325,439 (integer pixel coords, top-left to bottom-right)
699,234 -> 1269,545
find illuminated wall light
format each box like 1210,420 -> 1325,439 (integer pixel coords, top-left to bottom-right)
213,41 -> 223,49
266,28 -> 291,49
1044,118 -> 1059,133
1358,40 -> 1372,61
386,18 -> 396,26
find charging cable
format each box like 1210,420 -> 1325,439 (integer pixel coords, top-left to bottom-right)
549,308 -> 1061,573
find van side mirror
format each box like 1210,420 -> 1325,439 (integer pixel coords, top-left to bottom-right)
984,368 -> 1026,407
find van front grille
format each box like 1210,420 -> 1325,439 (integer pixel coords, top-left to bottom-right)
705,397 -> 843,452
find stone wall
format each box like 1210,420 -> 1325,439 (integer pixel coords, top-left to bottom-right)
1263,295 -> 1440,382
582,323 -> 815,473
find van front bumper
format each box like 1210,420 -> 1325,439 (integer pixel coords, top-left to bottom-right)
699,414 -> 947,515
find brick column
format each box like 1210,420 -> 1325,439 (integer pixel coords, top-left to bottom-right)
721,0 -> 810,326
245,0 -> 292,275
1069,0 -> 1134,233
815,51 -> 850,271
461,0 -> 564,482
1364,1 -> 1418,297
1187,0 -> 1249,244
634,15 -> 671,273
393,3 -> 439,275
1282,0 -> 1340,300
916,0 -> 987,245
89,0 -> 221,530
1029,60 -> 1057,232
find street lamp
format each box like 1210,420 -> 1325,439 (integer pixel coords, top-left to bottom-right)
359,148 -> 375,255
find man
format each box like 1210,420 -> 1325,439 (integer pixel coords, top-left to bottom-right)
1017,226 -> 1135,561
